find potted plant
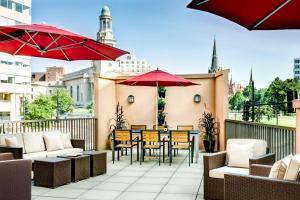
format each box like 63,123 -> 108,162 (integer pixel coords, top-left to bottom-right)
158,97 -> 166,110
108,102 -> 128,149
199,112 -> 217,153
158,86 -> 166,98
158,111 -> 166,125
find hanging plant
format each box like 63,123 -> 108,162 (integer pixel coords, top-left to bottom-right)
158,97 -> 166,110
158,86 -> 166,98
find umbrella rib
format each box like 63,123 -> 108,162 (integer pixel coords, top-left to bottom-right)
25,30 -> 42,51
0,30 -> 37,49
46,41 -> 84,52
196,0 -> 209,6
253,0 -> 291,29
63,35 -> 116,60
82,44 -> 114,60
48,33 -> 71,61
44,34 -> 63,51
13,31 -> 39,55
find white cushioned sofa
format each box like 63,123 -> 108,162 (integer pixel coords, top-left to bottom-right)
203,139 -> 276,200
0,131 -> 85,161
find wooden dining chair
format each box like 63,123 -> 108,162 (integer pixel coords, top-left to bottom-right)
169,130 -> 192,166
153,125 -> 165,130
131,125 -> 147,130
177,125 -> 195,162
112,130 -> 139,164
177,125 -> 194,130
140,130 -> 165,165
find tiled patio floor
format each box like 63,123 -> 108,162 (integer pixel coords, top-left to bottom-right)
32,151 -> 204,200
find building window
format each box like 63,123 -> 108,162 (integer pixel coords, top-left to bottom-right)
0,0 -> 8,8
0,93 -> 10,101
77,85 -> 80,101
0,112 -> 10,120
70,86 -> 73,97
15,2 -> 22,13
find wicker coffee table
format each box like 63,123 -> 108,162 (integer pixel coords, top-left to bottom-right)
83,151 -> 107,177
58,154 -> 90,182
34,157 -> 71,188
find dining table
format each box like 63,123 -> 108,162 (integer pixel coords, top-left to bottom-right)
131,129 -> 199,163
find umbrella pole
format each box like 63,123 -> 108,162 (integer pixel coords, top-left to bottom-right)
156,82 -> 158,130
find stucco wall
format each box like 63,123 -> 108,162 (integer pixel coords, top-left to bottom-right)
94,70 -> 229,150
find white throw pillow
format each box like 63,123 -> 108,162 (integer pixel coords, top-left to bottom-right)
5,137 -> 20,147
269,160 -> 287,180
284,158 -> 300,181
23,132 -> 46,153
61,133 -> 73,149
43,134 -> 64,151
228,143 -> 254,168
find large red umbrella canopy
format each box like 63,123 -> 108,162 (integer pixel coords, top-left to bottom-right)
119,69 -> 198,86
0,24 -> 128,61
187,0 -> 300,30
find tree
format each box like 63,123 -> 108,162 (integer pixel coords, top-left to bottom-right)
86,101 -> 94,113
229,91 -> 245,111
25,95 -> 53,120
51,88 -> 73,114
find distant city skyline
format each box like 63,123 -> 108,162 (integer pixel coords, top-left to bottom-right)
31,0 -> 300,88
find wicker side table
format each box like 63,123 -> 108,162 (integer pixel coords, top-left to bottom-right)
58,155 -> 90,182
83,151 -> 107,177
34,157 -> 71,188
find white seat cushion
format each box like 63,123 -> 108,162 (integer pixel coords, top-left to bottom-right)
23,151 -> 48,161
5,136 -> 20,147
43,133 -> 64,151
226,139 -> 267,165
46,148 -> 83,157
23,132 -> 46,153
209,166 -> 249,179
60,133 -> 73,149
228,143 -> 254,168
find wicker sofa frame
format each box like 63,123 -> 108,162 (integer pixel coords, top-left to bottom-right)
203,149 -> 275,200
224,164 -> 300,200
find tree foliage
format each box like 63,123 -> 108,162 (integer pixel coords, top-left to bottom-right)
25,95 -> 54,120
229,91 -> 245,111
25,89 -> 73,120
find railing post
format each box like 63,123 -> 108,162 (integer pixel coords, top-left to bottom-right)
293,99 -> 300,154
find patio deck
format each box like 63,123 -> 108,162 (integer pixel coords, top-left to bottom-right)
32,151 -> 204,200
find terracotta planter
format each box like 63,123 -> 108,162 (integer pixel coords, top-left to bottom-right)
203,140 -> 216,153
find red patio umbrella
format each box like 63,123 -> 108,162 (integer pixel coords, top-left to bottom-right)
187,0 -> 300,30
119,69 -> 198,127
0,24 -> 128,61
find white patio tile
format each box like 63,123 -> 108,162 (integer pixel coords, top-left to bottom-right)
136,177 -> 169,185
156,193 -> 197,200
61,180 -> 99,189
41,188 -> 86,199
168,177 -> 201,186
32,186 -> 51,196
117,191 -> 158,200
106,176 -> 138,183
162,184 -> 199,194
126,183 -> 165,193
94,182 -> 130,191
78,189 -> 121,200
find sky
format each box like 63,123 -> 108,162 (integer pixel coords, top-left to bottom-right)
31,0 -> 300,88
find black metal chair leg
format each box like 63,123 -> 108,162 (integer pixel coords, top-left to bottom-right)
117,149 -> 120,161
112,147 -> 115,164
159,147 -> 161,166
130,147 -> 133,165
137,142 -> 139,161
188,147 -> 191,167
162,143 -> 165,162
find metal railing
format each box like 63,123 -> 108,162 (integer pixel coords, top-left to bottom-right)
0,118 -> 97,150
225,119 -> 296,160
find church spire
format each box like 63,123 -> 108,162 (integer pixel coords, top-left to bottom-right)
97,6 -> 116,47
209,37 -> 220,73
249,68 -> 253,85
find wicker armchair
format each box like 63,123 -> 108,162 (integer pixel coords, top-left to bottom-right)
224,164 -> 300,200
203,139 -> 275,200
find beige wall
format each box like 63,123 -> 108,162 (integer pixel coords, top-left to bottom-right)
94,70 -> 229,150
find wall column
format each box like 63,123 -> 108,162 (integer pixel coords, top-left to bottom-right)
293,99 -> 300,154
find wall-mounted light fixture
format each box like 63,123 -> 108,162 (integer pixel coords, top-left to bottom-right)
128,95 -> 134,103
194,94 -> 201,103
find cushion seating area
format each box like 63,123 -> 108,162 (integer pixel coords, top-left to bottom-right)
0,131 -> 85,161
209,166 -> 249,179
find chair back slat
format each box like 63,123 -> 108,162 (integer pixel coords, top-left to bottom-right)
142,130 -> 159,142
171,131 -> 189,143
131,125 -> 147,130
153,125 -> 165,131
114,130 -> 131,141
177,125 -> 193,131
